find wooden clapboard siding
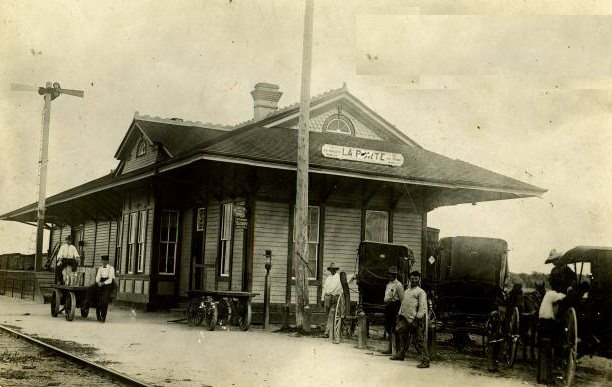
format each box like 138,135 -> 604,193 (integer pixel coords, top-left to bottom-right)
323,207 -> 361,277
179,208 -> 192,296
290,286 -> 319,304
94,221 -> 110,266
82,220 -> 96,267
252,201 -> 288,304
366,190 -> 390,209
122,142 -> 161,175
394,196 -> 422,212
204,204 -> 220,289
392,211 -> 423,268
325,189 -> 361,208
231,223 -> 245,292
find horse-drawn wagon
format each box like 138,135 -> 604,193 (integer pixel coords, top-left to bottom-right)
538,246 -> 612,386
424,236 -> 520,368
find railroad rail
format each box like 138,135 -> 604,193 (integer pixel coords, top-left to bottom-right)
0,324 -> 150,387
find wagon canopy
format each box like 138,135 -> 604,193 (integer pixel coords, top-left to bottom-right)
556,246 -> 612,265
439,236 -> 508,288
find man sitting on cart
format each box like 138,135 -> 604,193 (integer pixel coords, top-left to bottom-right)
381,266 -> 404,354
56,235 -> 80,286
391,271 -> 430,368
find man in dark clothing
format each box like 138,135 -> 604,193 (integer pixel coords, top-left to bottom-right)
95,255 -> 115,322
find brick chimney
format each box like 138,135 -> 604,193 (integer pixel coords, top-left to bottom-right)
251,83 -> 283,121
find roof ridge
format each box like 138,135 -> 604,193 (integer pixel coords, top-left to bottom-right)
231,83 -> 348,128
134,111 -> 233,130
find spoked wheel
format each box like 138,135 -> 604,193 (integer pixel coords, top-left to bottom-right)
51,289 -> 60,317
187,298 -> 204,327
332,293 -> 346,344
506,306 -> 520,368
202,301 -> 218,331
237,300 -> 252,331
65,291 -> 76,321
562,307 -> 578,387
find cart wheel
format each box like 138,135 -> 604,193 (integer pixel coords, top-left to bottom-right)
332,293 -> 346,344
202,301 -> 218,331
505,306 -> 520,368
238,301 -> 252,331
187,298 -> 204,327
562,307 -> 577,387
81,305 -> 90,318
51,289 -> 60,317
65,291 -> 76,321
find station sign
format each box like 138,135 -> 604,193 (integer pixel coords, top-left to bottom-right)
321,144 -> 404,167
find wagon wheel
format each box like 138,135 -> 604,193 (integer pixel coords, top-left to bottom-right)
237,299 -> 252,331
187,298 -> 204,327
332,293 -> 346,344
202,301 -> 218,331
65,291 -> 76,321
562,307 -> 577,387
506,306 -> 520,368
51,289 -> 60,317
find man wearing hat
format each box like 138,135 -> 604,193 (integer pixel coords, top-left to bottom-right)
95,255 -> 115,322
382,266 -> 404,354
547,249 -> 575,293
322,262 -> 342,338
56,235 -> 80,285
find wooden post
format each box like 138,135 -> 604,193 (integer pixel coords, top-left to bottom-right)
357,310 -> 367,349
35,82 -> 52,272
264,250 -> 272,329
293,0 -> 314,332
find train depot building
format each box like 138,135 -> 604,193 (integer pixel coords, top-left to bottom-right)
0,83 -> 545,321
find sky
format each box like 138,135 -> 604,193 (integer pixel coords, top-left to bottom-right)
0,1 -> 610,273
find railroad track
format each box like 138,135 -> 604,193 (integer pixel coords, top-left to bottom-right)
0,324 -> 150,386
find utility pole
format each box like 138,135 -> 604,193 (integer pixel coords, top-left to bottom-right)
11,82 -> 84,271
293,0 -> 314,331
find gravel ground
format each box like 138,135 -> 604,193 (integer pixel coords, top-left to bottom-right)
0,330 -> 127,387
1,297 -> 610,387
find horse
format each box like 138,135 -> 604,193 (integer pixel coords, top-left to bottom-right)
518,281 -> 546,363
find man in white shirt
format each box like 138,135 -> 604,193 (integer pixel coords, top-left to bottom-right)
56,235 -> 80,285
95,255 -> 115,323
537,276 -> 567,384
321,262 -> 341,338
382,266 -> 404,354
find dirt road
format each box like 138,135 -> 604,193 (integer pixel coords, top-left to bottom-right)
1,297 -> 610,387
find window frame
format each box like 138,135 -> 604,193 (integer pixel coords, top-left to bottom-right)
115,218 -> 123,273
136,138 -> 147,157
219,203 -> 234,277
159,210 -> 180,275
292,205 -> 321,280
323,114 -> 355,136
136,210 -> 147,273
364,210 -> 389,243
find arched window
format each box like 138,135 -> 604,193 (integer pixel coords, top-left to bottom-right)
136,138 -> 147,157
323,114 -> 354,135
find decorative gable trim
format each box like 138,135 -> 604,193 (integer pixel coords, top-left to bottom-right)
262,92 -> 420,147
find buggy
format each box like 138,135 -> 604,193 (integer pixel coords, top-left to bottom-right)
332,241 -> 424,349
538,246 -> 612,386
424,236 -> 520,367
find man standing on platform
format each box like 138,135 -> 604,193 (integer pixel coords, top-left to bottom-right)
321,262 -> 341,338
95,255 -> 115,323
391,271 -> 430,368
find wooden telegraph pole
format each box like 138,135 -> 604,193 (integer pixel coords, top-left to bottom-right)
11,82 -> 84,271
293,0 -> 314,331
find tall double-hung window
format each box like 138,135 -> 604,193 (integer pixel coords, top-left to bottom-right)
159,210 -> 179,275
127,210 -> 147,273
115,219 -> 123,272
293,206 -> 320,280
365,210 -> 389,243
219,203 -> 234,277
